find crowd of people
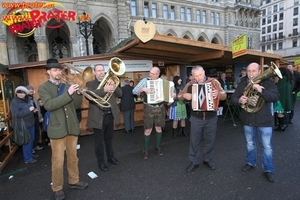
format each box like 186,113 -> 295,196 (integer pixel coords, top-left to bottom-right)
10,58 -> 300,199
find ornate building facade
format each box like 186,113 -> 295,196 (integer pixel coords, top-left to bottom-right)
0,0 -> 261,65
260,0 -> 300,61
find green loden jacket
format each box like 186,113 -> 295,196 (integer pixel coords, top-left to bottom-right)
38,81 -> 83,139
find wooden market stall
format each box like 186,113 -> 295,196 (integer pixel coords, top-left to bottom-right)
7,34 -> 282,136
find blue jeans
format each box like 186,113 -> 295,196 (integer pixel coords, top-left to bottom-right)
243,125 -> 275,172
23,125 -> 35,162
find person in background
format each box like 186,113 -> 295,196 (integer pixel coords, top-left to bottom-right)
37,98 -> 49,148
234,68 -> 247,88
129,80 -> 138,100
120,79 -> 135,133
179,66 -> 226,173
132,67 -> 167,159
287,63 -> 300,124
273,67 -> 294,132
169,76 -> 187,138
217,72 -> 228,116
38,58 -> 88,200
11,86 -> 38,164
185,73 -> 193,119
86,64 -> 122,172
26,85 -> 43,152
231,62 -> 279,182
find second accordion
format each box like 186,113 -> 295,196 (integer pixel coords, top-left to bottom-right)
191,82 -> 219,111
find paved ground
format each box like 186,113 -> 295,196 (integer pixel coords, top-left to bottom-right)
0,102 -> 300,200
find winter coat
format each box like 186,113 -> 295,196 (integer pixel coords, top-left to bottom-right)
10,96 -> 35,128
231,76 -> 279,127
276,76 -> 293,111
86,78 -> 122,129
38,81 -> 83,139
120,85 -> 135,111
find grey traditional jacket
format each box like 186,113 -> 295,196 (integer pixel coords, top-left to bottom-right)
86,78 -> 122,129
38,81 -> 83,139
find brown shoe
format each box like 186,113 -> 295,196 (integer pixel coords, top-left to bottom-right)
69,181 -> 88,190
53,190 -> 65,200
141,150 -> 149,159
155,148 -> 163,156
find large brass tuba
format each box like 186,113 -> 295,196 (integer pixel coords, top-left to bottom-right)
85,57 -> 126,108
241,61 -> 282,113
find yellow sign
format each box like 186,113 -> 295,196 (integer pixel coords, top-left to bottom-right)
294,57 -> 300,65
232,34 -> 247,59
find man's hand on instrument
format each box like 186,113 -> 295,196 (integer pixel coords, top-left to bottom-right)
68,84 -> 80,95
172,92 -> 176,98
252,84 -> 264,93
104,84 -> 115,93
212,89 -> 218,99
143,88 -> 152,94
183,93 -> 192,100
239,95 -> 248,105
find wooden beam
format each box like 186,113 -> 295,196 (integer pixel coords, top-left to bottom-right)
191,50 -> 224,62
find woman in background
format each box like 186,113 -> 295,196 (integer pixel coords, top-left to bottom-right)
169,76 -> 187,138
120,80 -> 135,133
274,67 -> 294,131
10,86 -> 37,163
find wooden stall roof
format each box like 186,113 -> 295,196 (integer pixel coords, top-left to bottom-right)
8,34 -> 282,70
112,34 -> 282,66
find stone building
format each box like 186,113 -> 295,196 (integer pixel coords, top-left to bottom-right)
0,0 -> 261,65
260,0 -> 300,62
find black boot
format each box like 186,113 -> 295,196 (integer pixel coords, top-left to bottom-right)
275,117 -> 285,132
172,128 -> 177,138
181,127 -> 187,136
273,114 -> 279,130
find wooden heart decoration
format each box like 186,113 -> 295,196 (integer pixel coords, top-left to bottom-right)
134,20 -> 156,43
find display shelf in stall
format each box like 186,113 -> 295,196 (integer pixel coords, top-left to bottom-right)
0,75 -> 16,173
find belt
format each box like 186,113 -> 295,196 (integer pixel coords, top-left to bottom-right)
101,108 -> 112,114
143,103 -> 163,108
103,111 -> 112,115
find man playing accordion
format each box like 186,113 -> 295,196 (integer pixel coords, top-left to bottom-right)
178,65 -> 226,173
133,67 -> 175,159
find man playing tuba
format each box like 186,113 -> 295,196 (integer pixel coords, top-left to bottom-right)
231,62 -> 279,182
86,63 -> 122,172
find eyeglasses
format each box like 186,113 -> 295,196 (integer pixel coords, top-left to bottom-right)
16,91 -> 26,94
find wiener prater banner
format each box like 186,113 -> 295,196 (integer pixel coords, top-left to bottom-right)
1,1 -> 77,37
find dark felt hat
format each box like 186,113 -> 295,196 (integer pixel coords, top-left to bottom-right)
45,58 -> 62,69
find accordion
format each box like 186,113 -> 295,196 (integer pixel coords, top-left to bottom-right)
146,79 -> 174,104
191,82 -> 219,111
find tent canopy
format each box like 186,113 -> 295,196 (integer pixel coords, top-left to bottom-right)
8,34 -> 282,70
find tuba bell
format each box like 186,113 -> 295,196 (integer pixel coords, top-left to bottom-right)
241,61 -> 282,113
85,57 -> 126,108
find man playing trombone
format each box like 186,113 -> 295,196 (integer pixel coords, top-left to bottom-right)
86,63 -> 122,172
38,58 -> 88,200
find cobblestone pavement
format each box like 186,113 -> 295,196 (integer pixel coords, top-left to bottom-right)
0,102 -> 300,200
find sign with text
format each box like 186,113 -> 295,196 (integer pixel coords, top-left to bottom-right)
1,1 -> 77,37
232,34 -> 247,59
294,57 -> 300,66
72,60 -> 153,72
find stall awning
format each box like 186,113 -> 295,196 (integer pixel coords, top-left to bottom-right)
8,34 -> 282,70
112,34 -> 282,66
